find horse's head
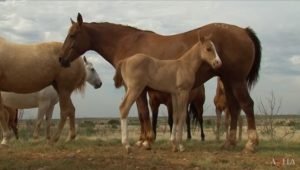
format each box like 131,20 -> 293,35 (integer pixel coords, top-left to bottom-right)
83,56 -> 102,89
59,13 -> 91,67
198,34 -> 222,69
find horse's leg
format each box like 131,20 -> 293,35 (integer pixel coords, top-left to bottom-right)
170,94 -> 179,152
33,101 -> 49,139
135,90 -> 153,149
167,101 -> 173,134
186,104 -> 191,140
149,97 -> 159,140
51,90 -> 74,143
221,83 -> 240,149
120,87 -> 144,153
176,91 -> 189,152
215,107 -> 222,141
45,105 -> 55,141
0,96 -> 10,145
231,81 -> 258,153
238,113 -> 243,141
195,102 -> 205,141
224,108 -> 230,140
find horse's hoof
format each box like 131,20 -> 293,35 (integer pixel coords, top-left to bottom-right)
179,144 -> 185,152
172,146 -> 178,152
221,140 -> 236,150
142,141 -> 151,150
135,140 -> 143,147
0,144 -> 9,149
243,130 -> 259,154
125,145 -> 132,154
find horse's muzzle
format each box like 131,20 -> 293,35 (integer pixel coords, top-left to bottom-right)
94,82 -> 102,89
59,57 -> 71,67
212,59 -> 222,69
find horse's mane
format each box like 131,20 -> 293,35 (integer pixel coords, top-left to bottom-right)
90,22 -> 155,34
74,57 -> 87,96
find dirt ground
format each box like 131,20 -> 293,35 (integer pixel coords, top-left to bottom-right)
0,117 -> 299,170
0,136 -> 299,170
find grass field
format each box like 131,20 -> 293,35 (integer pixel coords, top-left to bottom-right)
0,116 -> 299,170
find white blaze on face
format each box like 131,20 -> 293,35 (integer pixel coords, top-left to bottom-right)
210,42 -> 222,68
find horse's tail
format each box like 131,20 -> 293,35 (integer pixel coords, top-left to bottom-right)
245,27 -> 262,89
114,61 -> 124,88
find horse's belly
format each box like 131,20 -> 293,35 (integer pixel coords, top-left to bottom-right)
0,77 -> 53,93
1,92 -> 38,108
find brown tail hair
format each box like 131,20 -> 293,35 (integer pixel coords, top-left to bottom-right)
114,61 -> 124,88
245,27 -> 262,89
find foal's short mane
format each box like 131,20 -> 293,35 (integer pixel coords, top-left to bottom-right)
90,22 -> 155,34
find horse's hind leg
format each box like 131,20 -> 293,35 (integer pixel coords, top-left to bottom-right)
135,90 -> 154,149
215,107 -> 222,141
51,90 -> 74,143
0,97 -> 10,145
194,101 -> 205,141
45,105 -> 55,141
232,81 -> 258,153
149,96 -> 159,140
33,101 -> 49,139
120,87 -> 144,153
224,108 -> 230,140
186,104 -> 191,140
221,83 -> 240,149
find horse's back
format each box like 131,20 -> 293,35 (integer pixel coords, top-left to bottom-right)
0,41 -> 63,93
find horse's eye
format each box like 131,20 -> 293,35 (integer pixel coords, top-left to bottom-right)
206,48 -> 212,52
91,68 -> 95,72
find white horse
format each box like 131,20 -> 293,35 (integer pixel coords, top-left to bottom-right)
1,56 -> 102,140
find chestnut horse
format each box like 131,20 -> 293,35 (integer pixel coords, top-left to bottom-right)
149,85 -> 205,141
0,37 -> 97,145
1,56 -> 102,140
214,77 -> 243,141
113,37 -> 221,152
59,13 -> 261,153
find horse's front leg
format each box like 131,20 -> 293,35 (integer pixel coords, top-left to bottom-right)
0,95 -> 11,146
50,90 -> 74,143
176,91 -> 189,152
135,90 -> 154,149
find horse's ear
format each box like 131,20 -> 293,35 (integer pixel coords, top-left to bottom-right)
70,18 -> 75,25
77,13 -> 83,26
198,31 -> 205,44
83,56 -> 87,63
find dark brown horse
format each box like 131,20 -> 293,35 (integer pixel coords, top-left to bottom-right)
149,86 -> 205,141
214,77 -> 243,142
59,13 -> 261,153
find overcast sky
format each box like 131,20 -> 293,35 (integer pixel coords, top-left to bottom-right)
0,1 -> 300,118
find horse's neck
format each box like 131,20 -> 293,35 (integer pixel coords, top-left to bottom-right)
86,23 -> 141,66
179,43 -> 202,73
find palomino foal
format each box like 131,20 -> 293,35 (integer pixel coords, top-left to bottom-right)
114,37 -> 222,152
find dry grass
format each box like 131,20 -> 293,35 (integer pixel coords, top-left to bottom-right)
0,116 -> 299,170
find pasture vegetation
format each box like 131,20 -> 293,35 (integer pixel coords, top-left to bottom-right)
0,115 -> 300,170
